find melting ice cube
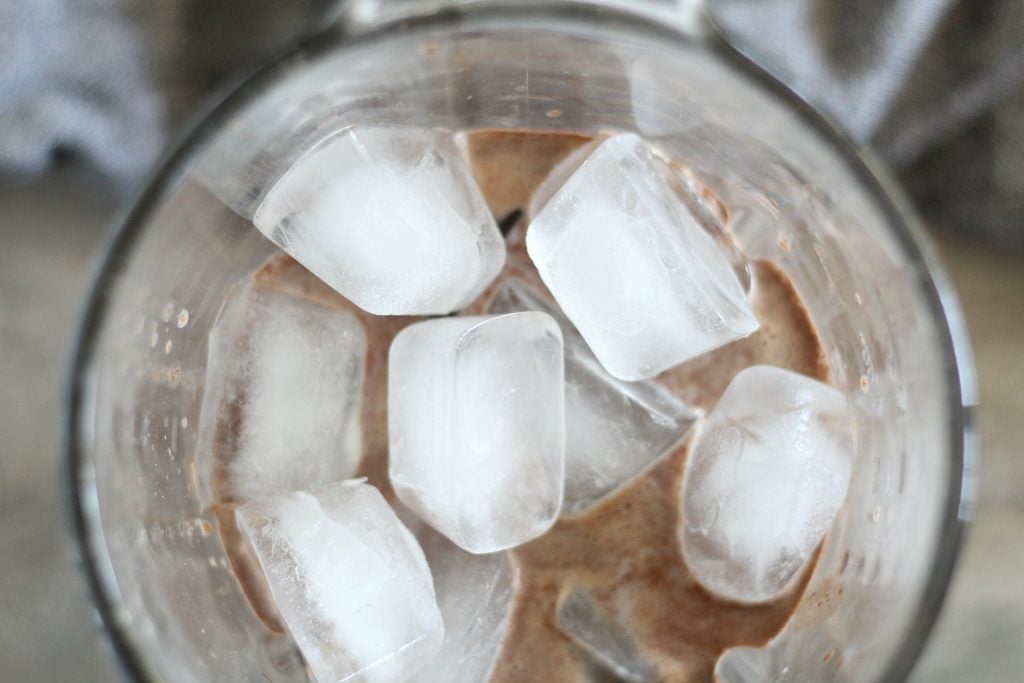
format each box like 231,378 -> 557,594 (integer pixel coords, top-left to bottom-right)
388,312 -> 566,553
680,365 -> 854,602
253,126 -> 506,316
196,283 -> 365,503
417,531 -> 516,682
526,137 -> 601,221
526,133 -> 758,381
236,480 -> 444,683
489,279 -> 695,515
557,587 -> 654,682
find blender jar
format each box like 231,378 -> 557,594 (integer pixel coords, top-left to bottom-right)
66,1 -> 977,681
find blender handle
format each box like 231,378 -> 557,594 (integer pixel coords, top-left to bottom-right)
337,0 -> 709,36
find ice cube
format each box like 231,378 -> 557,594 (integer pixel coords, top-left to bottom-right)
197,283 -> 365,503
526,137 -> 601,221
235,480 -> 444,683
489,280 -> 695,515
417,532 -> 515,682
557,587 -> 654,682
389,312 -> 566,553
680,365 -> 855,602
525,133 -> 758,381
253,126 -> 506,316
714,647 -> 774,683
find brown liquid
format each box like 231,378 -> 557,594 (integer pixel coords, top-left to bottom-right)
211,131 -> 828,682
489,265 -> 826,683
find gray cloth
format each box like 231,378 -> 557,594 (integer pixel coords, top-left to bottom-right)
0,0 -> 1021,245
0,0 -> 337,189
0,0 -> 167,181
710,0 -> 1024,246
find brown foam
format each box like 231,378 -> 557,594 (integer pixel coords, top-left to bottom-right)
658,259 -> 830,412
461,130 -> 594,221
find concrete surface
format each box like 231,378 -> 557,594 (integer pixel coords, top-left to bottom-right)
0,166 -> 122,682
0,166 -> 1020,681
906,231 -> 1024,683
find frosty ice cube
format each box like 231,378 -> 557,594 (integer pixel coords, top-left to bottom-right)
253,126 -> 506,316
388,312 -> 566,553
235,480 -> 444,683
489,279 -> 695,515
417,532 -> 515,682
526,137 -> 600,220
680,365 -> 855,602
196,283 -> 365,503
557,587 -> 654,682
525,133 -> 758,381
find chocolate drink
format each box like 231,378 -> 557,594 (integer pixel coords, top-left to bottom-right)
210,131 -> 829,682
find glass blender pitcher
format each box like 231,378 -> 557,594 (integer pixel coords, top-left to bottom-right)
66,1 -> 977,681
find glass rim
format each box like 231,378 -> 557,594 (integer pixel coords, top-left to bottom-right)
62,4 -> 978,682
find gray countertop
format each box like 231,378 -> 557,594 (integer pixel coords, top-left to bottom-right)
0,165 -> 1020,682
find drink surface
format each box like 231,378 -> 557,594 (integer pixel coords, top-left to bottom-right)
208,130 -> 830,682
